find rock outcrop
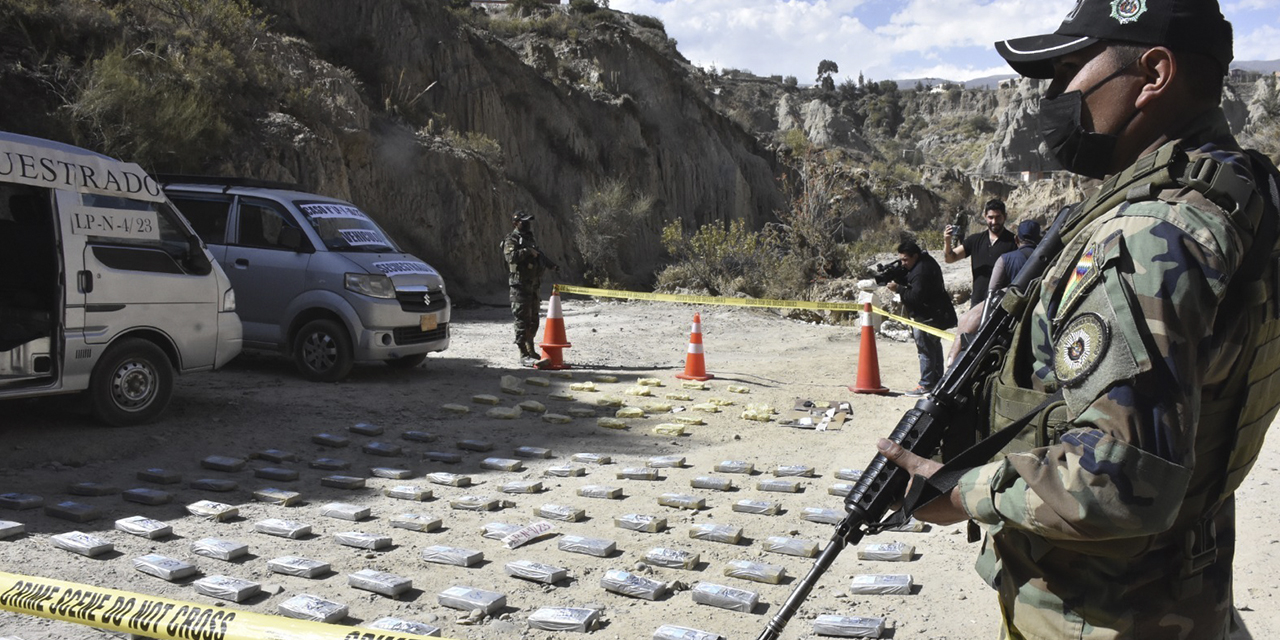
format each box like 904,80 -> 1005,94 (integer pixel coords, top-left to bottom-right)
236,1 -> 789,295
978,78 -> 1055,176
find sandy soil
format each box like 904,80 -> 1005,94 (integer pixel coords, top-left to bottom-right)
0,297 -> 1277,640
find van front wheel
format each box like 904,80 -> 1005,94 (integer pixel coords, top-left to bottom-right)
90,338 -> 174,427
294,319 -> 354,382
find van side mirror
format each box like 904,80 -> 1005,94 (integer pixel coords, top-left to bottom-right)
186,236 -> 213,275
278,227 -> 307,252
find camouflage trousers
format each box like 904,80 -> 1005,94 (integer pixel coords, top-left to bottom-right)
510,282 -> 541,346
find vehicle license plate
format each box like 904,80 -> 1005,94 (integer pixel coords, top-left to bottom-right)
420,315 -> 437,331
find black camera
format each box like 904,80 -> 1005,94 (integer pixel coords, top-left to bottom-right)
873,259 -> 908,286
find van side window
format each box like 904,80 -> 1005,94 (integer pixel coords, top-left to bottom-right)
172,196 -> 232,244
236,200 -> 299,250
78,193 -> 189,250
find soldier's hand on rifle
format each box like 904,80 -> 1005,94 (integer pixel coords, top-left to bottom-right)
886,281 -> 899,292
876,438 -> 968,526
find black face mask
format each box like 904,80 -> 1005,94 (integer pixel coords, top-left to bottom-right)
1037,58 -> 1140,179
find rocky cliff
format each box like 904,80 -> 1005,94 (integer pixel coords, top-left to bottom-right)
5,0 -> 1276,301
0,0 -> 787,298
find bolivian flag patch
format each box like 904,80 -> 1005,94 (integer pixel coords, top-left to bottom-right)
1054,313 -> 1110,387
1056,245 -> 1100,324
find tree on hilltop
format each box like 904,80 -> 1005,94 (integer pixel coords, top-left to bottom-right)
817,59 -> 838,91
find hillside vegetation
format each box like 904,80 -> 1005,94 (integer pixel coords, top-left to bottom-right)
3,0 -> 1279,304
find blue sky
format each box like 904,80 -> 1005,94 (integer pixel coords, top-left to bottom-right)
608,0 -> 1280,83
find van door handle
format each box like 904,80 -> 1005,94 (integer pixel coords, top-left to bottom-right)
234,258 -> 250,268
78,270 -> 93,293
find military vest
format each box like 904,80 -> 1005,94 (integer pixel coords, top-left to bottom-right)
985,140 -> 1280,571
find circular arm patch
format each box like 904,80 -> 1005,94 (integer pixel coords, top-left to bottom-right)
1054,312 -> 1111,387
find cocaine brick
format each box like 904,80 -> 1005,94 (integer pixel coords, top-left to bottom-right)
268,556 -> 330,578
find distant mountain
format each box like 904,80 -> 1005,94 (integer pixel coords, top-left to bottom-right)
893,77 -> 955,90
895,74 -> 1015,91
894,60 -> 1278,91
961,73 -> 1018,90
1232,59 -> 1280,74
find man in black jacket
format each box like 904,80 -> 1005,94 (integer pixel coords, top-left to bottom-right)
886,241 -> 956,397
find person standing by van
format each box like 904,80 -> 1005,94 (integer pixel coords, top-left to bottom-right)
503,210 -> 557,364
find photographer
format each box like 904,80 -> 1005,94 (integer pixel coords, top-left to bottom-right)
885,241 -> 956,397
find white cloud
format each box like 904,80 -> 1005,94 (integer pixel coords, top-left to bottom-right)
1224,0 -> 1280,12
876,0 -> 1062,54
612,0 -> 879,79
1235,24 -> 1280,61
608,0 -> 1280,81
611,0 -> 1045,81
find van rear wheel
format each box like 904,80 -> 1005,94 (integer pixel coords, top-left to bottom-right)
294,319 -> 354,382
89,338 -> 174,427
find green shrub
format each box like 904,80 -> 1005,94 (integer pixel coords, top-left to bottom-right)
782,128 -> 811,154
657,218 -> 787,298
68,44 -> 236,170
569,0 -> 600,14
442,129 -> 502,164
573,179 -> 653,287
488,10 -> 572,38
631,14 -> 664,30
54,0 -> 277,170
961,114 -> 995,136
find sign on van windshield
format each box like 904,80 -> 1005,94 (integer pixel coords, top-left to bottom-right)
0,138 -> 164,203
298,202 -> 397,252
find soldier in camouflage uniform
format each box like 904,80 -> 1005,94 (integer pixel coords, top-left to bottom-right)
877,1 -> 1280,639
503,211 -> 556,362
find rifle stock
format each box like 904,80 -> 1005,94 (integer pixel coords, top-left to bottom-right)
755,206 -> 1071,640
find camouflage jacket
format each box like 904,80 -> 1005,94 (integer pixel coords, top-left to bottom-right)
957,109 -> 1280,639
503,228 -> 544,287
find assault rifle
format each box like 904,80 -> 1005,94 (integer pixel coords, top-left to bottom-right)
755,206 -> 1071,640
538,251 -> 559,273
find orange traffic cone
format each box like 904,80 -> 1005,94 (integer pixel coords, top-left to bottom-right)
536,291 -> 571,370
850,297 -> 888,394
675,313 -> 714,381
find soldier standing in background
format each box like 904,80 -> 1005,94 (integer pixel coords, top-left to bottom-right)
502,210 -> 557,364
877,0 -> 1280,638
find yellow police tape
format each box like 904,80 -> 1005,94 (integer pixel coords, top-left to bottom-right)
553,284 -> 955,341
0,570 -> 449,640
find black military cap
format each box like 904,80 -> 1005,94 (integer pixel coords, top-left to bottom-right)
995,0 -> 1233,79
513,210 -> 534,223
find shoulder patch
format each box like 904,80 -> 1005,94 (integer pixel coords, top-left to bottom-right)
1054,313 -> 1110,387
1056,245 -> 1101,323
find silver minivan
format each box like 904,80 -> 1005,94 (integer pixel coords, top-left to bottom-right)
164,179 -> 451,381
0,132 -> 243,426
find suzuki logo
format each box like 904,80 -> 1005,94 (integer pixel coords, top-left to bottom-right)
423,293 -> 432,305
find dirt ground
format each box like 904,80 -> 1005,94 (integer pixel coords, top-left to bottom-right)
0,297 -> 1277,640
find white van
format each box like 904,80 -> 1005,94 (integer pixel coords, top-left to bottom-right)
0,132 -> 242,426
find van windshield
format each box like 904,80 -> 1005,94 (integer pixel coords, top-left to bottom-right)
296,201 -> 398,253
